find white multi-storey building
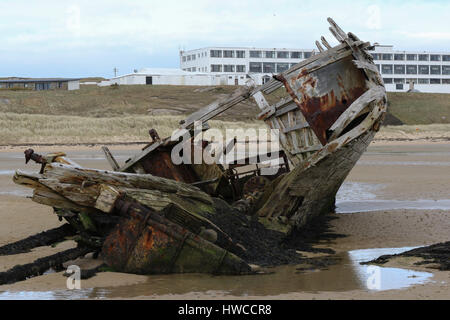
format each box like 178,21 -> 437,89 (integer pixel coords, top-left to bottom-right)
369,44 -> 450,93
180,45 -> 450,93
180,47 -> 316,85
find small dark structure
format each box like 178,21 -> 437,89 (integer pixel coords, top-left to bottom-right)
0,78 -> 80,91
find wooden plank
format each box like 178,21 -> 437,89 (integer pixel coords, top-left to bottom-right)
252,91 -> 270,110
353,60 -> 379,74
328,85 -> 386,141
94,184 -> 120,213
181,85 -> 255,130
282,122 -> 310,134
291,144 -> 322,155
102,146 -> 120,171
321,36 -> 332,49
315,41 -> 324,52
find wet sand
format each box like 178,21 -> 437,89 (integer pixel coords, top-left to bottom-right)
0,141 -> 449,299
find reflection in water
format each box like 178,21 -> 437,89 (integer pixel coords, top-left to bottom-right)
357,160 -> 450,167
0,247 -> 433,299
337,199 -> 450,214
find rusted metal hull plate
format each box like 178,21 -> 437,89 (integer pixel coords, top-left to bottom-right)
101,199 -> 250,275
278,56 -> 368,145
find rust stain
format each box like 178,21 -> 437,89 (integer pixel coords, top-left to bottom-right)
279,71 -> 366,145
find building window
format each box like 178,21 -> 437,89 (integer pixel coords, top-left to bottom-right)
430,55 -> 441,61
418,54 -> 429,61
382,54 -> 393,60
236,65 -> 246,73
381,64 -> 393,74
182,56 -> 187,62
406,78 -> 417,84
394,65 -> 405,74
371,53 -> 380,60
249,62 -> 262,73
265,51 -> 275,58
35,83 -> 50,91
210,50 -> 222,58
406,65 -> 417,74
396,84 -> 404,90
375,64 -> 380,71
223,50 -> 234,58
394,78 -> 405,84
442,79 -> 450,84
406,54 -> 417,61
394,54 -> 405,61
276,63 -> 290,73
224,65 -> 235,72
277,51 -> 289,59
192,67 -> 196,72
418,78 -> 429,84
211,64 -> 222,72
263,62 -> 276,73
303,52 -> 313,59
236,50 -> 245,58
290,51 -> 302,59
418,65 -> 429,74
430,79 -> 441,84
250,51 -> 262,58
442,55 -> 450,61
187,55 -> 191,61
191,55 -> 196,60
430,66 -> 441,75
443,66 -> 450,75
383,78 -> 393,84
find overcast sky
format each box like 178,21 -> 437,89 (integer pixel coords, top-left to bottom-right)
1,0 -> 449,78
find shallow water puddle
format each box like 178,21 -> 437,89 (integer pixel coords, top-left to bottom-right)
336,181 -> 450,213
336,199 -> 450,213
0,246 -> 434,299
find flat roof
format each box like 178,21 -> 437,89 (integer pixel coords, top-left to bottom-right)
0,78 -> 80,83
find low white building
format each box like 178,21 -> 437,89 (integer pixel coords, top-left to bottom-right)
98,68 -> 246,86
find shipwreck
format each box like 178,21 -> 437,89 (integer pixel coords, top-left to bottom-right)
1,18 -> 387,282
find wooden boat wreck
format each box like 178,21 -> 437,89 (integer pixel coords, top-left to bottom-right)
6,18 -> 387,279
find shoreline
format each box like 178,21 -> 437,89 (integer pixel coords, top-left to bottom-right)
1,137 -> 450,153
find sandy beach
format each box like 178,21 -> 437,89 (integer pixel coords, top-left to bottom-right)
0,140 -> 449,299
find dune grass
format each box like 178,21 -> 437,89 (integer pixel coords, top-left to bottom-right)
0,113 -> 264,145
387,92 -> 450,124
1,112 -> 448,145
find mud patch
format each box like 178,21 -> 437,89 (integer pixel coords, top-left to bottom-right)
209,198 -> 344,268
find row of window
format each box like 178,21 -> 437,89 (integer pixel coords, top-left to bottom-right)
376,64 -> 450,75
383,78 -> 450,84
208,62 -> 298,73
248,50 -> 313,59
372,53 -> 450,62
210,64 -> 247,73
210,50 -> 247,58
248,62 -> 296,73
182,50 -> 314,61
0,82 -> 63,90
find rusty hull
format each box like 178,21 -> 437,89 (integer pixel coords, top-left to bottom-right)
275,56 -> 368,145
102,197 -> 251,275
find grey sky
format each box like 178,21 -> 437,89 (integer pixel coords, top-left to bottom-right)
1,0 -> 449,78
